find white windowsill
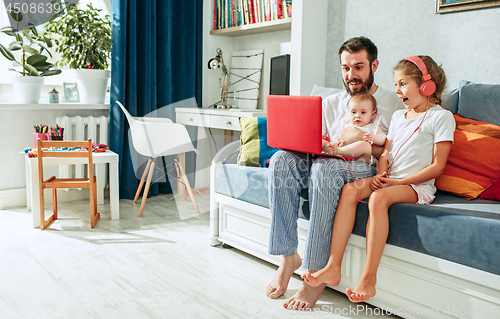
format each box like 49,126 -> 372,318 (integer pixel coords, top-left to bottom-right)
0,93 -> 110,109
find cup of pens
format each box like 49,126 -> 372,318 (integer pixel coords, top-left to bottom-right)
34,125 -> 50,148
50,126 -> 64,141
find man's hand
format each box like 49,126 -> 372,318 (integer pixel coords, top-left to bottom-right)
338,126 -> 364,147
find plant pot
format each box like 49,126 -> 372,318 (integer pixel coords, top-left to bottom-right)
11,76 -> 44,103
74,69 -> 111,104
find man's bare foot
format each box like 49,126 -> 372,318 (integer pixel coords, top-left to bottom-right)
345,278 -> 376,303
283,281 -> 326,310
266,253 -> 302,299
301,265 -> 341,287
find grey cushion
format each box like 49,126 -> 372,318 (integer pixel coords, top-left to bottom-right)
215,164 -> 270,208
215,164 -> 309,218
441,88 -> 459,114
353,192 -> 500,276
458,80 -> 500,126
310,85 -> 343,99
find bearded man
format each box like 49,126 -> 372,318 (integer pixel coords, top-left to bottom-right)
265,36 -> 404,310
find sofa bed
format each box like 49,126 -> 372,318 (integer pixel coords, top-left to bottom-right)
209,82 -> 500,319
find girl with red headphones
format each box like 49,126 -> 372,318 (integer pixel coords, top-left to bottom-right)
302,55 -> 456,303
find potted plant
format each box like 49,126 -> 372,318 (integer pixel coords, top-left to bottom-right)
0,11 -> 61,103
46,3 -> 111,104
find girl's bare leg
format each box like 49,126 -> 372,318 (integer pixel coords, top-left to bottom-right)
346,185 -> 417,303
302,178 -> 373,287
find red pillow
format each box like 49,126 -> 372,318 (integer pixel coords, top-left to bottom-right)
435,115 -> 500,199
480,178 -> 500,201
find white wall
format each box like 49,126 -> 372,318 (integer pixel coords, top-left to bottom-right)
232,30 -> 291,109
325,0 -> 500,91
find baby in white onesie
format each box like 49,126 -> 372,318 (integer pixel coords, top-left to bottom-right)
330,92 -> 386,164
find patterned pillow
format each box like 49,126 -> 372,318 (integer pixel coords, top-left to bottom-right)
237,117 -> 278,167
435,114 -> 500,199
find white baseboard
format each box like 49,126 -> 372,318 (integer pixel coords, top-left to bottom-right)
0,188 -> 27,209
0,187 -> 103,210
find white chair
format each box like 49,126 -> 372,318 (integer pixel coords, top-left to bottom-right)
117,101 -> 200,217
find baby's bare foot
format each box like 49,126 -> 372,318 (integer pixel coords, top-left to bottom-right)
266,253 -> 302,299
332,143 -> 339,154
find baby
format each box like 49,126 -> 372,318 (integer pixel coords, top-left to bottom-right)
325,92 -> 386,164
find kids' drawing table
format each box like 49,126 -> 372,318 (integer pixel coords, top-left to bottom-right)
24,150 -> 120,228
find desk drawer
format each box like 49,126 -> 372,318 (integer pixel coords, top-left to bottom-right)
210,116 -> 241,131
176,113 -> 209,127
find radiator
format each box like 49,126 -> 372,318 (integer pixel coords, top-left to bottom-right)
55,116 -> 109,181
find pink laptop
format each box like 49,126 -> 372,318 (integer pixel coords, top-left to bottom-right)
267,95 -> 353,160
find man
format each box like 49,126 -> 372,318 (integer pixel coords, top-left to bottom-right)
265,36 -> 404,310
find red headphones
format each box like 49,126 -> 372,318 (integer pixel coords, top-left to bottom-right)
403,55 -> 436,97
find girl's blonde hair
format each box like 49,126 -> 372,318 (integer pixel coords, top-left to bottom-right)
394,55 -> 446,106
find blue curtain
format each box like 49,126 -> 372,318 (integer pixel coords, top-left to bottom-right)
110,0 -> 203,199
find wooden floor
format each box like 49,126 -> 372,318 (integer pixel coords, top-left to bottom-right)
0,193 -> 400,319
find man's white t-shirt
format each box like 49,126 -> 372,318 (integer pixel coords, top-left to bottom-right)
387,105 -> 455,196
322,86 -> 404,141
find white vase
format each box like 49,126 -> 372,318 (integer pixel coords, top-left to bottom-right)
74,69 -> 111,104
11,76 -> 44,103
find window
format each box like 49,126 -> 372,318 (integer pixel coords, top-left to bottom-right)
0,0 -> 110,85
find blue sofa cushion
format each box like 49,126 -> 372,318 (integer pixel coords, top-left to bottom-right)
352,192 -> 500,276
215,164 -> 309,218
215,164 -> 270,208
215,164 -> 500,275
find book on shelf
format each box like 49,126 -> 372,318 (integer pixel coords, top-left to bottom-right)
213,0 -> 292,30
231,0 -> 235,27
276,0 -> 283,20
243,0 -> 249,24
285,0 -> 292,18
258,0 -> 263,23
264,0 -> 270,22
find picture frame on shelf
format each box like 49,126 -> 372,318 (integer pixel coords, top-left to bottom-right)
436,0 -> 500,13
63,82 -> 79,102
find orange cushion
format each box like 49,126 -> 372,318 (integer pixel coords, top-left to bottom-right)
435,114 -> 500,199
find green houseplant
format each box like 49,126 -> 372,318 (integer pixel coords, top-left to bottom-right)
0,11 -> 61,103
46,3 -> 111,104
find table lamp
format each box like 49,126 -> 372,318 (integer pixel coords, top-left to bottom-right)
208,48 -> 231,108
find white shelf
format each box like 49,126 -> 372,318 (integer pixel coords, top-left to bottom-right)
210,17 -> 291,37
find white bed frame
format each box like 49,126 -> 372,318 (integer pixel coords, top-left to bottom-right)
209,141 -> 500,319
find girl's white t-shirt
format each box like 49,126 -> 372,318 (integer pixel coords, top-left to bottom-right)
386,105 -> 455,196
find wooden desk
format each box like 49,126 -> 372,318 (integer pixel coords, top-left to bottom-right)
175,108 -> 267,144
25,151 -> 120,228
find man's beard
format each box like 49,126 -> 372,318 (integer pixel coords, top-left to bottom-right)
344,69 -> 374,95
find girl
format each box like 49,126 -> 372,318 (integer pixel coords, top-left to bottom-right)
302,55 -> 455,303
